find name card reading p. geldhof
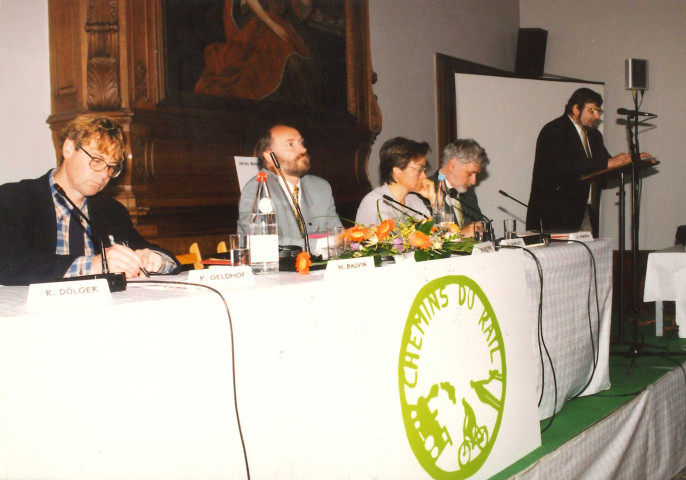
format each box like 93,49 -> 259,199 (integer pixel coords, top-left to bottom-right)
27,278 -> 112,310
325,256 -> 375,278
188,266 -> 255,288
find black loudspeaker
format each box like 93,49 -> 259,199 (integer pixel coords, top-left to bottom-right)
515,28 -> 548,77
676,225 -> 686,246
625,59 -> 648,90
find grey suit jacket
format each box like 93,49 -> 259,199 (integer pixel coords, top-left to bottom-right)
238,170 -> 342,247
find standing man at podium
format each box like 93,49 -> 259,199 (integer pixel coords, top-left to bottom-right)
526,88 -> 636,235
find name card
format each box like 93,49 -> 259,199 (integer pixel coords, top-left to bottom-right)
499,238 -> 526,248
27,278 -> 111,310
325,256 -> 375,278
188,266 -> 255,288
234,156 -> 259,191
471,241 -> 496,254
568,231 -> 594,243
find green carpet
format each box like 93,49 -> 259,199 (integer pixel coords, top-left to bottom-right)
491,311 -> 686,479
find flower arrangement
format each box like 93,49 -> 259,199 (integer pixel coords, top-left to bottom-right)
337,217 -> 474,264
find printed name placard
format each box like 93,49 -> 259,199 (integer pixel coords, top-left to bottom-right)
234,156 -> 259,191
499,238 -> 526,248
568,231 -> 594,243
472,241 -> 496,254
325,256 -> 375,278
188,266 -> 255,287
27,278 -> 112,310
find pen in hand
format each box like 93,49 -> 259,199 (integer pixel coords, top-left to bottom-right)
108,235 -> 151,277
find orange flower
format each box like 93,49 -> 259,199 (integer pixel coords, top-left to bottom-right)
295,251 -> 312,275
408,230 -> 431,250
447,222 -> 461,233
375,219 -> 395,240
343,225 -> 373,242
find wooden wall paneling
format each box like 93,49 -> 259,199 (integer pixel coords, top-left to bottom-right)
47,0 -> 380,256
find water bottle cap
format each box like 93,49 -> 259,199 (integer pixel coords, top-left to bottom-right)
256,171 -> 268,182
437,174 -> 446,181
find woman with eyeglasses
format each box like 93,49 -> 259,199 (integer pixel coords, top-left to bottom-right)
355,137 -> 435,226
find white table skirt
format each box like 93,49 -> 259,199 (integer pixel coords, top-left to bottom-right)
643,245 -> 686,337
521,239 -> 613,419
0,242 -> 612,478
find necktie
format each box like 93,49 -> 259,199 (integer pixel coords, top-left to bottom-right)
69,208 -> 85,256
581,128 -> 592,158
292,185 -> 304,234
448,188 -> 465,227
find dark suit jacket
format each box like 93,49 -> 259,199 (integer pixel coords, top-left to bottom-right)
526,115 -> 610,231
428,171 -> 483,227
0,171 -> 178,285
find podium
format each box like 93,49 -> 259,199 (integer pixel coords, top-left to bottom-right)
581,157 -> 659,348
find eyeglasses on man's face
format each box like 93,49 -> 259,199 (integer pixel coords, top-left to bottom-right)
79,146 -> 123,178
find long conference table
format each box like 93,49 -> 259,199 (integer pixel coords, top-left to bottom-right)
0,239 -> 612,479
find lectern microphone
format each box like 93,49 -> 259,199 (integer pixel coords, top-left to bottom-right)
616,108 -> 656,118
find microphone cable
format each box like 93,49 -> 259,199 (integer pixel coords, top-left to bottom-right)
551,239 -> 601,401
129,279 -> 252,480
500,245 -> 558,432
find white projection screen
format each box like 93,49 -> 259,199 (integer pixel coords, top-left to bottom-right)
454,73 -> 603,237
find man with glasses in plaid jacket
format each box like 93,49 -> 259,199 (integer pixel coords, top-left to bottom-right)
0,115 -> 178,285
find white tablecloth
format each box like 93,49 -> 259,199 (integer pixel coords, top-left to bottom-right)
521,239 -> 613,419
643,245 -> 686,337
0,242 -> 613,479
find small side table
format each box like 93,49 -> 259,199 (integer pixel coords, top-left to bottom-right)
643,245 -> 686,337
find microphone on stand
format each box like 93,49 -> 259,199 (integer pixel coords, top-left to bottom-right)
498,189 -> 549,245
54,184 -> 127,292
616,108 -> 657,118
268,152 -> 316,259
381,195 -> 429,219
447,189 -> 494,241
498,189 -> 528,208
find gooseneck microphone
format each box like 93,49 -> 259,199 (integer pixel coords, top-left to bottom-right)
381,194 -> 429,219
499,189 -> 548,244
269,152 -> 312,255
616,108 -> 657,118
54,184 -> 126,292
498,190 -> 528,208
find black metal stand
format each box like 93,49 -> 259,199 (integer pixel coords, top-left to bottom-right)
610,93 -> 680,368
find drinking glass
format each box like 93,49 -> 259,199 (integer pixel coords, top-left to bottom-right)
229,233 -> 250,266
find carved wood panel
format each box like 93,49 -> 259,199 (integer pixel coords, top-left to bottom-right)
47,0 -> 380,256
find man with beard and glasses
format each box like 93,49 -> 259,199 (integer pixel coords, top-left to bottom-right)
526,87 -> 652,236
238,124 -> 342,247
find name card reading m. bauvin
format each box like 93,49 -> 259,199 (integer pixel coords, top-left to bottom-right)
188,266 -> 255,288
325,256 -> 375,278
27,278 -> 112,310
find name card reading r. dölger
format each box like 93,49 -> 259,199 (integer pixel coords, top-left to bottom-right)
188,266 -> 255,288
27,278 -> 112,310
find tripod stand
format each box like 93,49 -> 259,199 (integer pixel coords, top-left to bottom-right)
610,93 -> 684,366
581,95 -> 666,368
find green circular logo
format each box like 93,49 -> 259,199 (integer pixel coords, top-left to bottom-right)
398,276 -> 506,479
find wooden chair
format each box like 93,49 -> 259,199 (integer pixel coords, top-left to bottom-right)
176,242 -> 203,270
